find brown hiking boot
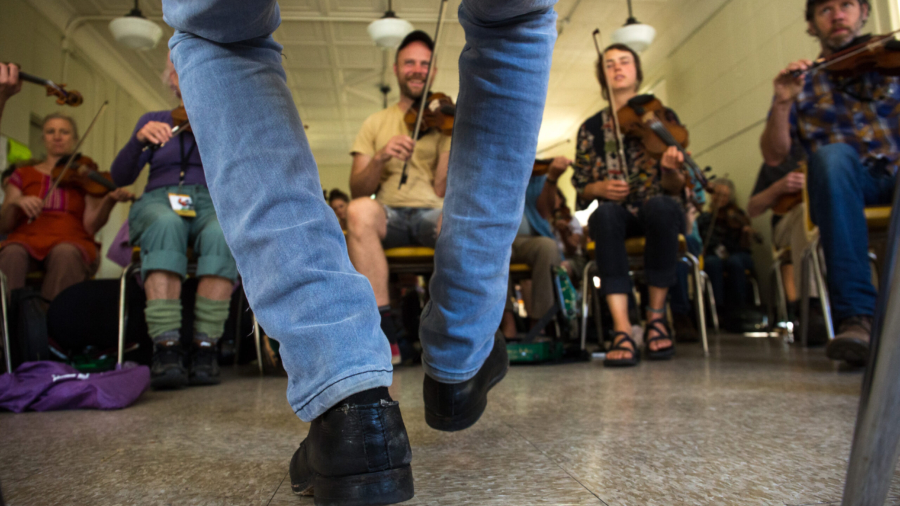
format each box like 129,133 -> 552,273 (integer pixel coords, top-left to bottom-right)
825,315 -> 872,367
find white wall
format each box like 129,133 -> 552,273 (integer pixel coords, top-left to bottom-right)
0,0 -> 172,279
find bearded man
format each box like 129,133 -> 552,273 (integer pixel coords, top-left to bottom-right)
760,0 -> 897,366
346,31 -> 451,364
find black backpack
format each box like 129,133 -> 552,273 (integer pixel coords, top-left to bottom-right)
8,287 -> 49,367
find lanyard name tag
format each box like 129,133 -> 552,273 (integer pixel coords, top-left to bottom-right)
168,193 -> 196,217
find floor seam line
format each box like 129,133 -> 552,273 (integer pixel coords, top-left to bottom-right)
502,419 -> 609,505
266,471 -> 288,506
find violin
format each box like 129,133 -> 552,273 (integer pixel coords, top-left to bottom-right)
403,92 -> 454,138
52,154 -> 120,197
615,95 -> 714,210
145,106 -> 192,151
791,30 -> 900,78
3,64 -> 83,107
532,158 -> 575,177
772,160 -> 808,215
714,202 -> 763,249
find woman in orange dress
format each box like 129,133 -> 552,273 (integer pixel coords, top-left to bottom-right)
0,113 -> 133,301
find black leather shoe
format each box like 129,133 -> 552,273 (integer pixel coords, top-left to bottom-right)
189,339 -> 221,386
423,331 -> 509,432
289,399 -> 414,506
150,339 -> 188,390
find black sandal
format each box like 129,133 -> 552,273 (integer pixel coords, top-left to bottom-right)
603,331 -> 639,367
645,318 -> 675,361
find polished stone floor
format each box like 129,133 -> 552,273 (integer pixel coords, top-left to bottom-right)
2,334 -> 899,506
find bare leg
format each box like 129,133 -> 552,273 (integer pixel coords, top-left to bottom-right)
346,198 -> 390,306
782,263 -> 798,302
606,293 -> 633,360
197,275 -> 232,301
145,271 -> 181,300
645,286 -> 672,352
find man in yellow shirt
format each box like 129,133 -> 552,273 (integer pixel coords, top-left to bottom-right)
346,31 -> 451,364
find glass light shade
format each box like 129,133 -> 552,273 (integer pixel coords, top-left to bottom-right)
367,17 -> 415,48
611,23 -> 656,53
109,16 -> 163,50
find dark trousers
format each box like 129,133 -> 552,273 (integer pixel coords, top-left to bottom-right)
704,251 -> 755,312
807,143 -> 895,321
588,196 -> 685,296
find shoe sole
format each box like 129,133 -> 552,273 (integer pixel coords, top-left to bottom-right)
826,338 -> 869,366
293,465 -> 414,506
151,368 -> 188,390
189,374 -> 221,386
424,361 -> 509,432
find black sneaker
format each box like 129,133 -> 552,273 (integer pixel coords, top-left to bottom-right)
423,331 -> 509,432
289,395 -> 414,505
150,335 -> 188,390
189,338 -> 220,386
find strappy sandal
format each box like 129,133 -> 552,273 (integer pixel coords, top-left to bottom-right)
603,331 -> 639,367
645,318 -> 675,361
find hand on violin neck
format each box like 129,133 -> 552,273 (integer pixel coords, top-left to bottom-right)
660,146 -> 685,172
106,188 -> 135,203
137,120 -> 174,146
547,157 -> 573,179
378,135 -> 416,163
0,63 -> 22,102
779,171 -> 805,195
773,59 -> 813,104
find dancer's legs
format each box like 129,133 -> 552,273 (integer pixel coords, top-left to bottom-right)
164,0 -> 390,422
420,0 -> 558,383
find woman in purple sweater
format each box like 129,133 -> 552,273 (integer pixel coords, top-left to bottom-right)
111,55 -> 236,389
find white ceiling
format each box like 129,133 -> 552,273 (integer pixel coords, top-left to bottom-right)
54,0 -> 711,166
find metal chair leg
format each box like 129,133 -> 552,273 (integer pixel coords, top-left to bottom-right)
702,272 -> 719,332
685,253 -> 708,355
800,246 -> 812,347
810,237 -> 835,340
772,258 -> 793,343
1,272 -> 10,373
580,261 -> 594,351
749,276 -> 762,307
118,263 -> 140,366
840,180 -> 900,506
253,315 -> 264,376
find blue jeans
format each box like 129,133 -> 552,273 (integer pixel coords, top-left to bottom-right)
383,207 -> 442,249
807,143 -> 895,321
704,251 -> 755,312
163,0 -> 557,420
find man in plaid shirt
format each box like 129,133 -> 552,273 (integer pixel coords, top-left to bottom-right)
760,0 -> 897,367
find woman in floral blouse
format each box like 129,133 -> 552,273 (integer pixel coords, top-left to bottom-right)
572,43 -> 690,367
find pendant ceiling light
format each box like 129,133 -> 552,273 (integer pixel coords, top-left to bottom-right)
108,0 -> 163,51
610,0 -> 656,53
368,0 -> 415,48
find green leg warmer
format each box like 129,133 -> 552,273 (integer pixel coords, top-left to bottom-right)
145,299 -> 183,342
194,296 -> 231,343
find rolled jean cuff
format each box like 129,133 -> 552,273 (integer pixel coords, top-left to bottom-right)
196,254 -> 238,282
599,274 -> 632,296
293,369 -> 393,422
140,250 -> 188,280
645,267 -> 677,289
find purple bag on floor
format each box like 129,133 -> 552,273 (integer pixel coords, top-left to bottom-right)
0,361 -> 150,413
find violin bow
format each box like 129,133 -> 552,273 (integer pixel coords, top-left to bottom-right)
143,119 -> 191,152
791,28 -> 900,77
592,29 -> 632,184
398,0 -> 449,189
31,101 -> 108,222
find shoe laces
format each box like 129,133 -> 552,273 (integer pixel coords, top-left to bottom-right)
841,315 -> 872,333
